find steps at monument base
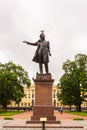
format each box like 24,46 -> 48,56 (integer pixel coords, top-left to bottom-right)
31,115 -> 56,121
3,125 -> 84,130
26,120 -> 61,124
3,127 -> 84,130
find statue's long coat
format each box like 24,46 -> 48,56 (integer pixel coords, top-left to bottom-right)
32,40 -> 50,64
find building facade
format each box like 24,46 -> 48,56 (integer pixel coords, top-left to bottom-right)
9,84 -> 87,109
9,84 -> 60,108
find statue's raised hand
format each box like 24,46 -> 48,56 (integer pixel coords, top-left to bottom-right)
23,40 -> 28,43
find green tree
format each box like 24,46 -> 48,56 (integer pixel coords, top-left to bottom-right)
58,54 -> 87,111
0,61 -> 31,110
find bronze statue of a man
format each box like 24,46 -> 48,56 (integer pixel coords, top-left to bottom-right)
23,31 -> 51,74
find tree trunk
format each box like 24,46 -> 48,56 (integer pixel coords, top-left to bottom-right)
17,103 -> 20,111
69,105 -> 72,111
76,104 -> 81,111
3,104 -> 7,111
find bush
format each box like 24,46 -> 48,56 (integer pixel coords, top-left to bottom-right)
4,117 -> 13,120
73,118 -> 84,120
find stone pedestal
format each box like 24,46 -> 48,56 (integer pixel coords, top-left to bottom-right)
31,73 -> 56,121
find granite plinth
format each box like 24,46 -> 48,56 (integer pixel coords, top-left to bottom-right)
31,73 -> 56,121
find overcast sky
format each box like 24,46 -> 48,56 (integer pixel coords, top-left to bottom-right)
0,0 -> 87,84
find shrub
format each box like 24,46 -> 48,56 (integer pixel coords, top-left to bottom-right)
73,118 -> 84,120
4,117 -> 13,120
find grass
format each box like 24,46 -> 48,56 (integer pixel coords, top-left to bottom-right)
0,110 -> 24,116
66,111 -> 87,116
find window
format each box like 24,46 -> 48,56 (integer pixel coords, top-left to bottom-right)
32,94 -> 34,98
25,103 -> 27,106
21,103 -> 23,106
14,103 -> 16,106
25,94 -> 27,98
28,94 -> 30,98
53,94 -> 56,98
28,103 -> 30,106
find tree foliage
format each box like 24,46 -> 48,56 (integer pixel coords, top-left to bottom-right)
0,61 -> 31,109
57,54 -> 87,111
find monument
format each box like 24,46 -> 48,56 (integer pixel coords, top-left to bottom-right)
23,31 -> 51,74
23,31 -> 56,122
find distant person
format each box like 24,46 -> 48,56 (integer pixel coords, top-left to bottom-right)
23,31 -> 51,74
60,107 -> 63,114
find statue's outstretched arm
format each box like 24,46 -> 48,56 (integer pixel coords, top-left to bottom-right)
23,40 -> 37,46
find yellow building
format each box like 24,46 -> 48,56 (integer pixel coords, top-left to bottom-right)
9,84 -> 87,109
9,84 -> 60,108
52,85 -> 61,107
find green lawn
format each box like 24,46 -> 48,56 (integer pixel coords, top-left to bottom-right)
66,111 -> 87,116
0,110 -> 24,116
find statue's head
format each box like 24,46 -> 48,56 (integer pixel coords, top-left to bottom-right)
40,31 -> 45,40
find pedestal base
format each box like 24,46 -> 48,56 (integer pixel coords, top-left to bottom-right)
31,105 -> 56,120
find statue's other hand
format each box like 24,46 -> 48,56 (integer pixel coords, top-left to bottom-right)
49,53 -> 51,56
